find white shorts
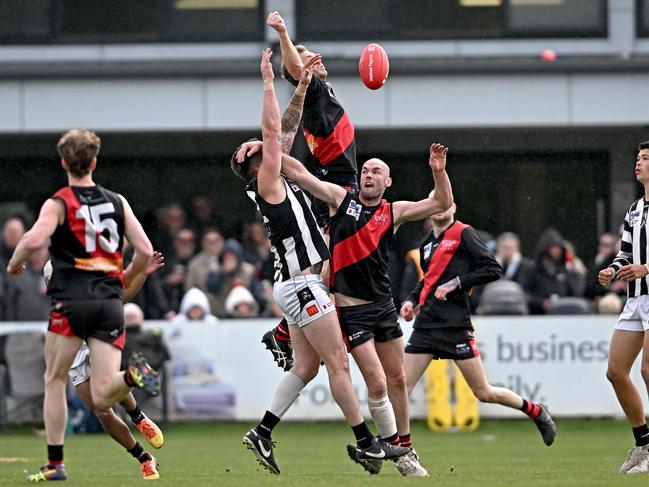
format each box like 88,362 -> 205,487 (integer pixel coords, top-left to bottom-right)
273,274 -> 336,327
68,343 -> 91,387
615,295 -> 649,332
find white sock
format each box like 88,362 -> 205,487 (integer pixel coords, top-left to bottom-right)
267,372 -> 306,418
368,394 -> 397,438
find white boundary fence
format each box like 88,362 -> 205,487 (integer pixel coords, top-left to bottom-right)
0,316 -> 641,421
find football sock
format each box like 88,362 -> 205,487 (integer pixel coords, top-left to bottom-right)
124,370 -> 137,387
399,433 -> 413,449
520,399 -> 541,420
256,411 -> 281,439
127,442 -> 153,464
275,319 -> 291,342
351,421 -> 374,449
47,444 -> 63,466
267,372 -> 306,418
126,405 -> 145,425
633,424 -> 649,446
368,394 -> 398,440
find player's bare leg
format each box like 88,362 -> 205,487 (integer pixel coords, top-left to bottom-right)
455,356 -> 556,446
28,333 -> 82,481
76,380 -> 160,479
608,329 -> 649,473
376,338 -> 428,477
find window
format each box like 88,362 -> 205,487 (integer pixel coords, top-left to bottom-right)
297,0 -> 607,41
0,0 -> 264,44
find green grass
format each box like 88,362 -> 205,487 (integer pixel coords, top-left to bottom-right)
0,419 -> 646,486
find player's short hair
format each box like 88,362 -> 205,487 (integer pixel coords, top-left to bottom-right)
639,141 -> 649,151
230,138 -> 261,183
281,44 -> 307,84
57,128 -> 101,178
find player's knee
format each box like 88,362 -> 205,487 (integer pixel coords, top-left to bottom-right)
473,387 -> 495,403
606,366 -> 626,384
93,407 -> 115,422
44,368 -> 68,388
641,366 -> 649,385
386,369 -> 406,391
366,375 -> 388,398
292,360 -> 319,383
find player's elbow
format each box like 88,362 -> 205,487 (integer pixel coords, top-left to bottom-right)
22,231 -> 46,252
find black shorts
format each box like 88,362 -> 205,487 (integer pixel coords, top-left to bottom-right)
405,327 -> 480,360
338,299 -> 403,350
49,298 -> 125,350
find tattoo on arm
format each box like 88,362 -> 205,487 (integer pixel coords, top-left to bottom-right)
280,89 -> 306,153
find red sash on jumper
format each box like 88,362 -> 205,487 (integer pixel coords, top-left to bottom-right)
418,221 -> 469,306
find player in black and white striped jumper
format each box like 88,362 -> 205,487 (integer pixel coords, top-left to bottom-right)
233,48 -> 408,476
600,141 -> 649,474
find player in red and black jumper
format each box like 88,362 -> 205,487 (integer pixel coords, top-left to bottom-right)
262,11 -> 360,371
6,129 -> 160,481
273,141 -> 453,476
400,204 -> 557,447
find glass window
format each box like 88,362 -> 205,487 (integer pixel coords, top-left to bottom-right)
639,0 -> 649,37
297,0 -> 607,40
0,0 -> 52,42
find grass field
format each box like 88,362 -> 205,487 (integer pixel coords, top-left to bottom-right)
0,419 -> 647,486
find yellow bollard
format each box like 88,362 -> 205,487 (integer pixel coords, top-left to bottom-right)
424,360 -> 453,431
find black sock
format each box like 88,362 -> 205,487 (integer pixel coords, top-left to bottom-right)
633,424 -> 649,446
520,399 -> 541,420
399,433 -> 412,449
384,433 -> 399,445
127,405 -> 145,425
256,411 -> 280,439
47,444 -> 63,466
127,442 -> 153,464
275,319 -> 291,341
351,421 -> 374,449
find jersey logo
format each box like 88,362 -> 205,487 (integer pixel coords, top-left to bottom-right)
290,182 -> 300,192
440,239 -> 460,252
346,200 -> 362,220
630,209 -> 642,226
374,214 -> 388,223
306,304 -> 319,317
423,242 -> 433,259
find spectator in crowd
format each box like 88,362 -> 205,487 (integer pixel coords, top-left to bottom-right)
525,227 -> 585,314
153,204 -> 186,258
597,292 -> 623,315
584,232 -> 621,300
120,303 -> 171,373
2,242 -> 50,321
241,222 -> 275,283
171,287 -> 218,325
205,238 -> 259,318
184,228 -> 224,312
495,232 -> 535,286
225,285 -> 260,318
1,216 -> 26,263
159,228 -> 196,314
188,195 -> 221,239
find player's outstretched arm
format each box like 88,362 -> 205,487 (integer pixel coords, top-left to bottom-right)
123,251 -> 165,302
280,54 -> 320,153
7,199 -> 63,275
257,48 -> 286,204
280,154 -> 346,209
266,11 -> 303,81
393,143 -> 454,226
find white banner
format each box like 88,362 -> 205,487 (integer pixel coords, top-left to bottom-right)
0,316 -> 639,421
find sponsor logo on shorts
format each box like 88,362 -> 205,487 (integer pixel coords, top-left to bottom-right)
322,301 -> 334,311
110,328 -> 120,338
306,305 -> 319,317
455,343 -> 471,355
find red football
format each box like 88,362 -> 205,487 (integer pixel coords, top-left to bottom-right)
358,43 -> 389,90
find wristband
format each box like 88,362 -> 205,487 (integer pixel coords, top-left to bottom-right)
263,79 -> 274,91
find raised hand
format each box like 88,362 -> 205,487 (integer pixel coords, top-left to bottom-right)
266,11 -> 286,33
146,251 -> 165,275
260,48 -> 274,82
299,54 -> 320,88
236,140 -> 264,163
429,143 -> 448,172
